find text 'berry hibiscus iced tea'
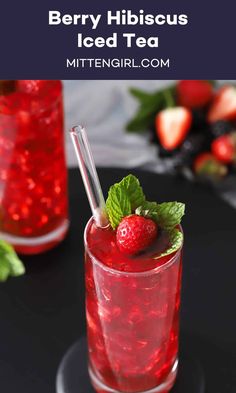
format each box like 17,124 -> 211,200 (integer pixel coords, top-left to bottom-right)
0,80 -> 69,254
84,175 -> 184,393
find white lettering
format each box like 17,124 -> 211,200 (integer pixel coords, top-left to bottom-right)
77,33 -> 117,48
49,11 -> 61,25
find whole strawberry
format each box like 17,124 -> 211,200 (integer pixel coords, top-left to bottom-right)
116,215 -> 157,255
212,134 -> 235,164
177,80 -> 213,109
194,152 -> 227,178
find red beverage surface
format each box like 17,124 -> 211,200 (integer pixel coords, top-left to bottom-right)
85,220 -> 182,393
0,81 -> 68,253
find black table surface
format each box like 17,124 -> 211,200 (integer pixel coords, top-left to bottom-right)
0,168 -> 236,393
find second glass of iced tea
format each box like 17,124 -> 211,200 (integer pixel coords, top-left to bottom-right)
0,80 -> 68,254
85,218 -> 183,393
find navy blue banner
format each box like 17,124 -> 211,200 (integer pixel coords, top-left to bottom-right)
1,0 -> 235,79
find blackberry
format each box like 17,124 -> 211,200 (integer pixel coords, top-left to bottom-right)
149,125 -> 158,145
228,163 -> 236,174
182,133 -> 208,155
210,120 -> 234,138
158,145 -> 179,158
191,110 -> 208,131
174,134 -> 207,167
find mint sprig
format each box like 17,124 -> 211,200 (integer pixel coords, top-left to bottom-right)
135,201 -> 158,220
106,184 -> 131,229
155,229 -> 184,259
126,81 -> 215,133
135,201 -> 185,230
106,174 -> 185,255
136,200 -> 185,256
126,85 -> 176,132
120,174 -> 145,210
0,240 -> 25,282
155,202 -> 185,230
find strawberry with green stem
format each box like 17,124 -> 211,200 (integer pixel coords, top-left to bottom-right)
106,174 -> 185,257
194,152 -> 227,178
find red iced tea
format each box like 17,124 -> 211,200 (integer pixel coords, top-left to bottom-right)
85,219 -> 182,393
0,81 -> 68,254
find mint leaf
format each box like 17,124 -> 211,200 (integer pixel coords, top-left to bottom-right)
126,85 -> 176,132
126,98 -> 161,132
106,175 -> 145,229
105,174 -> 185,236
136,201 -> 159,221
7,252 -> 25,277
129,88 -> 154,103
0,240 -> 25,281
155,229 -> 183,259
207,80 -> 216,86
156,202 -> 185,230
136,201 -> 185,230
106,184 -> 131,229
120,175 -> 145,210
0,258 -> 10,282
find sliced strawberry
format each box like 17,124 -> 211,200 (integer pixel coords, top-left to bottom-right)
208,86 -> 236,123
177,80 -> 213,109
156,107 -> 192,151
211,134 -> 235,164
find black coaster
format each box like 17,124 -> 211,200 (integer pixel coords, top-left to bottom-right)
56,336 -> 205,393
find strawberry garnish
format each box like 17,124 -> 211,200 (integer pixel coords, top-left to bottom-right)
106,175 -> 185,258
208,86 -> 236,123
211,134 -> 235,164
116,215 -> 157,255
156,107 -> 192,151
177,80 -> 213,109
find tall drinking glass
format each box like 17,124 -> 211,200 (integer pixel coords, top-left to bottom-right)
0,80 -> 69,254
84,218 -> 183,393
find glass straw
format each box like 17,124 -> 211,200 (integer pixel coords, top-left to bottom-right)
69,125 -> 109,228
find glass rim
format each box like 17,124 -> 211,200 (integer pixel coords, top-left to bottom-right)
0,81 -> 62,116
84,217 -> 183,277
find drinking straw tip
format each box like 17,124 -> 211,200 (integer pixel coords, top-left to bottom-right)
70,125 -> 84,136
69,125 -> 109,228
94,208 -> 109,228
